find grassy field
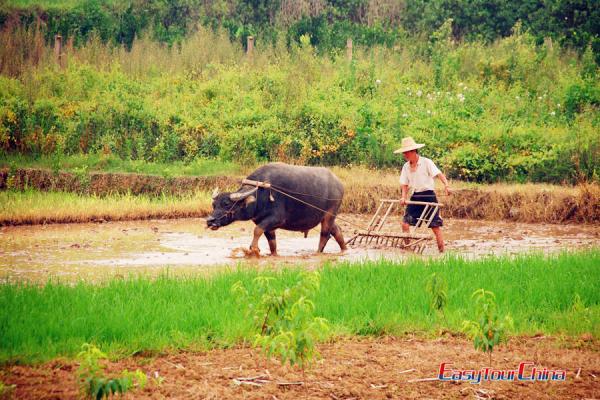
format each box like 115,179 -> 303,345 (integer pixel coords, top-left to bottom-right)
0,189 -> 212,225
1,250 -> 598,364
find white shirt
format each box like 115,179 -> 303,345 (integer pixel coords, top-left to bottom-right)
399,156 -> 441,192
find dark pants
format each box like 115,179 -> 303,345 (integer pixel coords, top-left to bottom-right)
403,190 -> 443,227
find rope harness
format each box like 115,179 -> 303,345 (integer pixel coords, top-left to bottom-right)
208,198 -> 242,224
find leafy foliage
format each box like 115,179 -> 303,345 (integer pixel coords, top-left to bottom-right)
2,0 -> 598,60
231,271 -> 329,369
77,343 -> 146,399
462,289 -> 513,364
0,24 -> 597,183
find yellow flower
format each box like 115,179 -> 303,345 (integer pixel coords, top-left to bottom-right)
6,110 -> 17,124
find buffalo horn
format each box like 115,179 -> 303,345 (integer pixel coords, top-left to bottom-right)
211,187 -> 220,199
230,187 -> 258,201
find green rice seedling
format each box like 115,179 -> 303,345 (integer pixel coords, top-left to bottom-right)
1,251 -> 599,363
426,272 -> 448,325
571,293 -> 592,327
77,343 -> 146,399
232,271 -> 329,369
462,289 -> 513,365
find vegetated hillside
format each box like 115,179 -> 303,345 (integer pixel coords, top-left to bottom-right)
1,0 -> 598,56
1,18 -> 598,184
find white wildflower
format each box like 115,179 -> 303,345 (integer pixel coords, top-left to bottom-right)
402,113 -> 409,118
416,90 -> 423,97
375,79 -> 381,85
551,111 -> 556,116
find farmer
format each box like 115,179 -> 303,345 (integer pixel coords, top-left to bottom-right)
395,137 -> 451,252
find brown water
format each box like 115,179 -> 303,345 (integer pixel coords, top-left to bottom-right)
0,215 -> 598,282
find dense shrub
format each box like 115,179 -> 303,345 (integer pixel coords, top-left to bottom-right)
0,25 -> 598,184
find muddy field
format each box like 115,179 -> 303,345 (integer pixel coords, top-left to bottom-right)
2,336 -> 598,399
0,215 -> 598,282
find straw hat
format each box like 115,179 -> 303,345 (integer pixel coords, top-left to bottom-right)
393,136 -> 425,154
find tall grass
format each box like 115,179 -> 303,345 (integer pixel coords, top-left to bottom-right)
1,250 -> 598,363
0,153 -> 242,177
0,189 -> 212,225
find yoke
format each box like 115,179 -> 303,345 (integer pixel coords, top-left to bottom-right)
346,199 -> 443,254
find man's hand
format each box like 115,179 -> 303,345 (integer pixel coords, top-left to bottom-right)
445,185 -> 452,196
400,197 -> 407,205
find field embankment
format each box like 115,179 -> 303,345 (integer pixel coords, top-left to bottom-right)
334,167 -> 600,224
1,166 -> 599,225
0,167 -> 241,196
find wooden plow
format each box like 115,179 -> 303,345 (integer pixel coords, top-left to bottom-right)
346,199 -> 443,254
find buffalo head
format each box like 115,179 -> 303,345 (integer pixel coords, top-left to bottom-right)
206,186 -> 257,230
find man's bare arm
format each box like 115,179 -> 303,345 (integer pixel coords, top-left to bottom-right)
436,173 -> 451,196
401,184 -> 409,204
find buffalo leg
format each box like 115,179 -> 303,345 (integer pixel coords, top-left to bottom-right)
318,231 -> 331,253
249,225 -> 264,256
264,230 -> 277,256
331,222 -> 347,251
318,216 -> 334,252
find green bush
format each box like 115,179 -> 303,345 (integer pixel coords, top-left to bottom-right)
564,82 -> 600,120
0,24 -> 597,183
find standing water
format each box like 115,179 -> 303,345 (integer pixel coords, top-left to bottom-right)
1,215 -> 598,282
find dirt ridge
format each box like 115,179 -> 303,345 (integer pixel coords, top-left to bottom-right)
0,167 -> 241,196
2,336 -> 598,399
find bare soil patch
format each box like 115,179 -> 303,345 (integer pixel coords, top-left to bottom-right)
2,337 -> 598,399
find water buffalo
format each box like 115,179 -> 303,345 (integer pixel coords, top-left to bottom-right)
206,162 -> 347,255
